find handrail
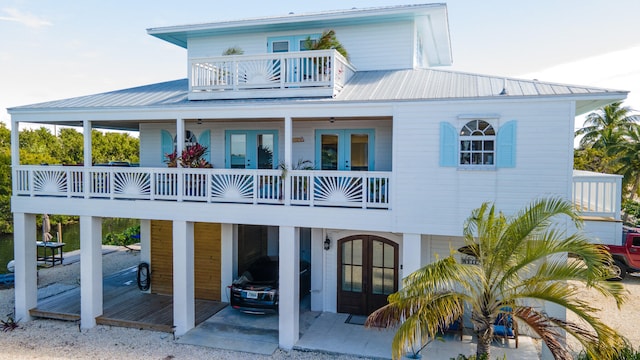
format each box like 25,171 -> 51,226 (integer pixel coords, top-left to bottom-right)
13,165 -> 390,210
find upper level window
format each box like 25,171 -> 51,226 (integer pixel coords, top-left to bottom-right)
459,120 -> 495,166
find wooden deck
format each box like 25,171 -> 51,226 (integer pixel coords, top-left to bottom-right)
30,267 -> 227,332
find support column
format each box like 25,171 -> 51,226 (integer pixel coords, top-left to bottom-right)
83,120 -> 92,167
13,213 -> 37,322
310,228 -> 324,311
139,219 -> 151,293
139,219 -> 151,264
402,233 -> 422,281
83,120 -> 92,198
173,220 -> 194,336
279,226 -> 299,350
283,116 -> 292,205
220,223 -> 234,302
80,216 -> 103,329
176,118 -> 185,161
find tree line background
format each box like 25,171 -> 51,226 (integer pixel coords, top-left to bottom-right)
0,124 -> 139,233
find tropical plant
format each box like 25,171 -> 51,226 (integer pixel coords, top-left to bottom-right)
165,143 -> 212,168
575,102 -> 637,150
304,29 -> 349,60
576,341 -> 640,360
608,125 -> 640,218
222,46 -> 244,55
1,316 -> 19,331
365,197 -> 627,360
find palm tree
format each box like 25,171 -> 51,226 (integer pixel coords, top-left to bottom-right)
575,102 -> 637,149
366,197 -> 627,360
609,124 -> 640,220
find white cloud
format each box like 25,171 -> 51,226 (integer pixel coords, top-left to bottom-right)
0,8 -> 52,28
520,45 -> 640,111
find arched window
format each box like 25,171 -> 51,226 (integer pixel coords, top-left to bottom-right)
459,120 -> 495,165
173,130 -> 198,150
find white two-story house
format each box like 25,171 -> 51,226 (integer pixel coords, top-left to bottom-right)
8,3 -> 626,351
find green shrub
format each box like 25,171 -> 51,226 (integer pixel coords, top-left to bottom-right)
103,225 -> 140,247
576,343 -> 640,360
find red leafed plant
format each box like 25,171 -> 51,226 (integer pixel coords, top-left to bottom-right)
165,143 -> 212,168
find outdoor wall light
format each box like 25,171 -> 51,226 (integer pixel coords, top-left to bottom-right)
324,236 -> 331,250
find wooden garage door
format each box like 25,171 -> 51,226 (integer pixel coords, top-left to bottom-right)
150,220 -> 221,300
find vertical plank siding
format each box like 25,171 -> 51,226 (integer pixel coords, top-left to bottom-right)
194,222 -> 222,300
150,220 -> 222,300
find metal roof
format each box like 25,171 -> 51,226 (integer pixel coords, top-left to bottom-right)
337,68 -> 623,101
8,68 -> 627,114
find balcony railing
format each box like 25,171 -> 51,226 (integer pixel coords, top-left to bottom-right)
188,49 -> 356,100
572,170 -> 622,219
13,166 -> 390,210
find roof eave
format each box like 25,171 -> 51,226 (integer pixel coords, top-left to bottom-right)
147,3 -> 448,49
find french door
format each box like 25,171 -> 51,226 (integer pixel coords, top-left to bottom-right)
268,34 -> 319,82
225,130 -> 278,169
337,235 -> 398,315
315,129 -> 375,171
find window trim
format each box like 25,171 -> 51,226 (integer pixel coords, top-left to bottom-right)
458,119 -> 496,169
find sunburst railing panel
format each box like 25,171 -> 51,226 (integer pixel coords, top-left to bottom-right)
13,166 -> 391,209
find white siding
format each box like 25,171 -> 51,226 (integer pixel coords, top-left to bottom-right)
139,119 -> 392,171
186,21 -> 415,71
392,100 -> 575,236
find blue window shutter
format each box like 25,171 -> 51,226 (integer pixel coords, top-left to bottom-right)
497,121 -> 516,168
439,122 -> 457,167
161,130 -> 173,163
198,130 -> 211,163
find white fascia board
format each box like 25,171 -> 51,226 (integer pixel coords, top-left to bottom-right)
8,91 -> 626,125
417,8 -> 452,67
148,4 -> 448,48
8,101 -> 396,124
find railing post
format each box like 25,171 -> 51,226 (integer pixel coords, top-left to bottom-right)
361,174 -> 367,209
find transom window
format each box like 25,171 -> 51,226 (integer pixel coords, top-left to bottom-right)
459,120 -> 495,165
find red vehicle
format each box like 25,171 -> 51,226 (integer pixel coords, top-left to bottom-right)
608,226 -> 640,280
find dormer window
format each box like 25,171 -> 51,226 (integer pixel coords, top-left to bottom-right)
459,120 -> 495,166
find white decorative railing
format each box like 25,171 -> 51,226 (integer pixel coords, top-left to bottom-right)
14,166 -> 390,210
189,49 -> 356,99
572,170 -> 622,219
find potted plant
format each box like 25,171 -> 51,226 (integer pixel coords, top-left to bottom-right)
165,143 -> 212,196
165,143 -> 212,168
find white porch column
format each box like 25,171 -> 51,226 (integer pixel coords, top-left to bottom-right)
220,223 -> 234,301
83,120 -> 92,167
80,215 -> 103,329
139,219 -> 151,265
173,220 -> 194,336
176,118 -> 185,162
139,219 -> 151,292
13,213 -> 37,322
279,226 -> 299,350
83,120 -> 92,199
402,233 -> 422,281
10,120 -> 19,167
310,228 -> 324,311
283,116 -> 293,206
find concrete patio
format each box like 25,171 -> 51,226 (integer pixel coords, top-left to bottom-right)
179,300 -> 541,359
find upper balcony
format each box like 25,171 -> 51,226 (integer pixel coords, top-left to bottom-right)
13,166 -> 390,210
188,50 -> 356,100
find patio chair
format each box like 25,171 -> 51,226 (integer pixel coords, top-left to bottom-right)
439,314 -> 464,341
493,307 -> 518,348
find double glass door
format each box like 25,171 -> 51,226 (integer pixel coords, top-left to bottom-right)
337,235 -> 398,315
316,129 -> 375,171
226,130 -> 278,169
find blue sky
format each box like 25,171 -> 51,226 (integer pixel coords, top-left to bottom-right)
2,0 -> 640,130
